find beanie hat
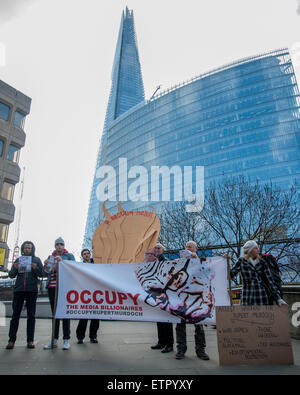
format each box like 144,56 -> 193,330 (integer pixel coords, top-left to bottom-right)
243,240 -> 258,255
55,237 -> 65,247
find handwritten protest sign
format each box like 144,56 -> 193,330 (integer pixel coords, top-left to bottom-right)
216,305 -> 294,366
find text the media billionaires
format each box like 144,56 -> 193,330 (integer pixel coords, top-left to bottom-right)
55,257 -> 230,324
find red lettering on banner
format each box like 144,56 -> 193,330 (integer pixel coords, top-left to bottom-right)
105,290 -> 117,304
80,290 -> 91,304
67,290 -> 79,304
117,292 -> 128,305
93,290 -> 104,304
127,293 -> 140,305
66,290 -> 140,306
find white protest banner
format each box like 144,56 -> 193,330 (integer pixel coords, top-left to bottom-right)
55,256 -> 231,324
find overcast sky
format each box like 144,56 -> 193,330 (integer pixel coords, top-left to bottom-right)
0,0 -> 299,262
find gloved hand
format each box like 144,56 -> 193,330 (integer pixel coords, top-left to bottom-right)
277,298 -> 287,306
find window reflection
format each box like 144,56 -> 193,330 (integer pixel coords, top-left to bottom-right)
0,101 -> 10,121
7,144 -> 20,163
1,181 -> 15,201
13,111 -> 26,129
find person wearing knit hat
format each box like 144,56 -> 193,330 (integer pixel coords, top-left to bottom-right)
230,240 -> 287,306
55,237 -> 65,247
43,238 -> 75,350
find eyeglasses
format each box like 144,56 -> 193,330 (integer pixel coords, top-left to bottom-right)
56,243 -> 64,246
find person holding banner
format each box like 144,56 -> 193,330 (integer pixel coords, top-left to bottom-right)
230,240 -> 287,306
151,243 -> 174,354
43,237 -> 75,350
175,241 -> 209,361
6,241 -> 43,350
76,248 -> 100,344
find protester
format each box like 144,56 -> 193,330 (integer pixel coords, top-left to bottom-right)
260,252 -> 283,304
6,241 -> 43,350
43,237 -> 75,350
175,241 -> 209,360
230,240 -> 287,306
76,249 -> 100,344
151,243 -> 174,354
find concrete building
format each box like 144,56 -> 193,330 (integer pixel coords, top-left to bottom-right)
0,80 -> 31,271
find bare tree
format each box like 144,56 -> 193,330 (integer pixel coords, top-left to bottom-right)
158,201 -> 213,250
157,177 -> 300,282
199,177 -> 300,260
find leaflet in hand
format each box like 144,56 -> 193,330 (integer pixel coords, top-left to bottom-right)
45,256 -> 55,274
179,250 -> 193,258
18,256 -> 32,273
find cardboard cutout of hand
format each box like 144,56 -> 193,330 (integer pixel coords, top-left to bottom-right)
92,202 -> 160,263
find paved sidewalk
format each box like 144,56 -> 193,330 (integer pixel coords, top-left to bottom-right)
0,319 -> 299,375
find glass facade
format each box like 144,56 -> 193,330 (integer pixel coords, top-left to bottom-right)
83,10 -> 300,249
84,7 -> 144,246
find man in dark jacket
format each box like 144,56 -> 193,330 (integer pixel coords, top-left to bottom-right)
6,241 -> 43,349
150,243 -> 174,353
76,248 -> 100,344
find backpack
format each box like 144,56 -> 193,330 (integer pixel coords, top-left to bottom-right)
262,254 -> 283,298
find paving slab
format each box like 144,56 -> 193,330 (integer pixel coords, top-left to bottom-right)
0,318 -> 299,375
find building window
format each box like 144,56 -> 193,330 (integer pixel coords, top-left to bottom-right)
7,144 -> 20,163
1,181 -> 15,201
0,223 -> 8,243
13,111 -> 26,129
0,101 -> 10,121
0,140 -> 3,157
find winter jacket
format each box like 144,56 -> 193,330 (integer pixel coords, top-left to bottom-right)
9,241 -> 43,293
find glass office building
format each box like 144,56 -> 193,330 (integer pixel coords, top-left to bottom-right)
83,8 -> 300,248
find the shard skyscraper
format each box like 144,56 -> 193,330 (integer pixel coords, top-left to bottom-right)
83,8 -> 145,247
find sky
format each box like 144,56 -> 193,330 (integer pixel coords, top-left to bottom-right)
0,0 -> 299,263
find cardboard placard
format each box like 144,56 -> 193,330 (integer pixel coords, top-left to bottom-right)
216,305 -> 294,366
